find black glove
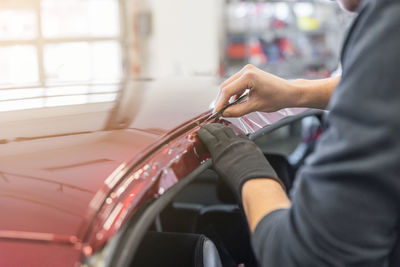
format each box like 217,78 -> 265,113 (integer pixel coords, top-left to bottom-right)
198,123 -> 284,198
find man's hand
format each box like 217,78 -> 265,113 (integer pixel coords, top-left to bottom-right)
215,64 -> 295,117
215,64 -> 340,117
198,123 -> 284,198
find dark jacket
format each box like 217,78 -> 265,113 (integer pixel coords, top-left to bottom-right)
252,0 -> 400,266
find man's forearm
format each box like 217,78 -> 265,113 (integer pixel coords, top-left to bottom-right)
239,77 -> 340,232
242,179 -> 291,232
290,76 -> 340,110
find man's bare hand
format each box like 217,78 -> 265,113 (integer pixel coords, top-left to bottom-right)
215,64 -> 296,117
215,64 -> 340,117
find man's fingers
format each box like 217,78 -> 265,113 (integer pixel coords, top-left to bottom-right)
215,73 -> 254,113
222,101 -> 253,117
220,66 -> 248,88
215,65 -> 256,112
214,86 -> 243,113
223,126 -> 236,138
202,123 -> 230,140
215,72 -> 243,110
198,127 -> 218,148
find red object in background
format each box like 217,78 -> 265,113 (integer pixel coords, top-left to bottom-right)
249,39 -> 268,65
272,18 -> 286,29
249,42 -> 262,55
227,43 -> 247,60
278,38 -> 296,57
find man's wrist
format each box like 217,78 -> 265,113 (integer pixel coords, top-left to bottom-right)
288,77 -> 339,109
289,79 -> 311,108
241,179 -> 290,232
241,178 -> 285,196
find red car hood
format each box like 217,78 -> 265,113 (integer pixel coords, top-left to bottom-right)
0,78 -> 219,264
0,78 -> 306,266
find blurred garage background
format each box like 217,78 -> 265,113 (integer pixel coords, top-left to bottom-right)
0,0 -> 353,114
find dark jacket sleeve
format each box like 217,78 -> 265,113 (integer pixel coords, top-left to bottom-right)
251,1 -> 400,266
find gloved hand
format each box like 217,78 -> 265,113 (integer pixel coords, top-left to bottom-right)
198,123 -> 284,198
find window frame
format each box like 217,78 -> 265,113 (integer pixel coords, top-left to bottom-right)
0,0 -> 130,110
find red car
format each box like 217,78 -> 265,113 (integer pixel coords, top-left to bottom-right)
0,78 -> 320,267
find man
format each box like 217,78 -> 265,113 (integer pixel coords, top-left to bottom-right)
198,0 -> 400,266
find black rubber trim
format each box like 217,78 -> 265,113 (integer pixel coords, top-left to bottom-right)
249,109 -> 325,140
109,159 -> 213,267
193,235 -> 206,267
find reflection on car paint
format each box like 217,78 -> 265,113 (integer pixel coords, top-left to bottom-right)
0,230 -> 80,246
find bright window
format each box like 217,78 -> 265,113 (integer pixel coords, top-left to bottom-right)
41,0 -> 119,38
0,45 -> 39,88
0,0 -> 123,112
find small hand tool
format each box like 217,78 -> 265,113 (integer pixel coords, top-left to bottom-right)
206,93 -> 249,121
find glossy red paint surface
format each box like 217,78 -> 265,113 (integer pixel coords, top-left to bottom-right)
0,78 -> 306,266
0,242 -> 81,267
0,78 -> 218,266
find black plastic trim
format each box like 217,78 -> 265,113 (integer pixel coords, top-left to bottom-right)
249,109 -> 325,140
